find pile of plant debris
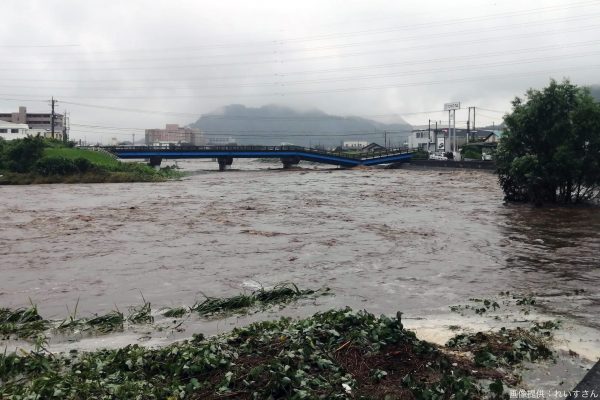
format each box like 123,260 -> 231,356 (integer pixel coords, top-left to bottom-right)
0,308 -> 556,399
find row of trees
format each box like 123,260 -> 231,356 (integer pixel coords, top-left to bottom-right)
497,80 -> 600,205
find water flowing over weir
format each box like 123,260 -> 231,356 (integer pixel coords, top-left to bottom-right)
1,159 -> 599,349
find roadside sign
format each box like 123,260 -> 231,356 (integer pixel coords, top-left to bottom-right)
444,102 -> 461,111
437,137 -> 445,150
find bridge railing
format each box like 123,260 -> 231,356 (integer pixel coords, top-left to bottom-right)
101,145 -> 412,160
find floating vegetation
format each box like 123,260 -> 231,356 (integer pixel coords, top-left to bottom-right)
162,306 -> 188,318
0,308 -> 525,400
1,284 -> 327,341
0,305 -> 48,339
192,283 -> 329,317
55,308 -> 125,334
515,295 -> 536,306
449,297 -> 500,315
127,298 -> 154,325
84,310 -> 125,333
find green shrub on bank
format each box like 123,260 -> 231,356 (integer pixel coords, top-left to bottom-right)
0,138 -> 183,184
2,136 -> 46,173
461,146 -> 482,160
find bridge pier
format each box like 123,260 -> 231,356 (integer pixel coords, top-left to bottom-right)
217,157 -> 233,171
148,156 -> 162,167
280,156 -> 300,169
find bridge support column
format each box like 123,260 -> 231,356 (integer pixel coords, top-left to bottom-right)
280,156 -> 300,169
148,156 -> 162,167
217,157 -> 233,171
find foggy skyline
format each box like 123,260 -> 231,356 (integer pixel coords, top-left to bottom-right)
1,0 -> 599,143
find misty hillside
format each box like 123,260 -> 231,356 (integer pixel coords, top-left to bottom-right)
190,104 -> 412,148
590,85 -> 600,101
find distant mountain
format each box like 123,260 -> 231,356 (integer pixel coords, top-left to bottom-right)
190,104 -> 412,148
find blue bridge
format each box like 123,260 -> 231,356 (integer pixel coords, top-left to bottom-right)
103,145 -> 414,170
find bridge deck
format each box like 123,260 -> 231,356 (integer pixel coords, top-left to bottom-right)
103,145 -> 413,167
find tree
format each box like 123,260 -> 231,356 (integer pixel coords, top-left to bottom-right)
5,135 -> 46,173
496,80 -> 600,205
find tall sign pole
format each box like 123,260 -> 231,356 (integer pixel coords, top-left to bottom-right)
51,97 -> 56,139
443,102 -> 461,155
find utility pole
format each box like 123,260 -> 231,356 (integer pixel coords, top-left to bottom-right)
467,107 -> 471,144
435,121 -> 438,151
384,130 -> 387,148
132,133 -> 136,146
62,110 -> 69,143
50,97 -> 56,139
428,120 -> 431,152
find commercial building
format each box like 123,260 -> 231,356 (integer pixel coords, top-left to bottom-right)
145,124 -> 204,146
342,141 -> 368,150
408,128 -> 497,153
0,106 -> 65,134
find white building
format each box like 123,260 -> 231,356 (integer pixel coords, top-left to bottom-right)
408,129 -> 433,150
342,141 -> 368,150
207,137 -> 237,146
0,121 -> 34,140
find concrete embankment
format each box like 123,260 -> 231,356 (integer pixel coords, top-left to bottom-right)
404,159 -> 496,170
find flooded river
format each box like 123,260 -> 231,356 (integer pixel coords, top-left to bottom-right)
1,160 -> 599,362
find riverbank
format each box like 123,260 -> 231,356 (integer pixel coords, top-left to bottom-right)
1,287 -> 596,398
0,298 -> 564,399
0,137 -> 183,184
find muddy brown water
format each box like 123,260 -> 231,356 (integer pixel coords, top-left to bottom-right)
1,159 -> 599,338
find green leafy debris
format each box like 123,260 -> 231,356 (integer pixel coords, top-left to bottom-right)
446,327 -> 554,368
0,308 -> 520,399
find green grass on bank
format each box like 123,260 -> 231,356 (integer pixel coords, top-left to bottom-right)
44,147 -> 121,169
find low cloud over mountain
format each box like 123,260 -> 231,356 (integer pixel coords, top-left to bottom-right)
190,104 -> 412,148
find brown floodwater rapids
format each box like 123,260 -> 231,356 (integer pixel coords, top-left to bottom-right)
1,160 -> 599,358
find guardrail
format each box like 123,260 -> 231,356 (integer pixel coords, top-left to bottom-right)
99,145 -> 411,160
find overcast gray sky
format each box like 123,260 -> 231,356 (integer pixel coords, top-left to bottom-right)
1,0 -> 599,142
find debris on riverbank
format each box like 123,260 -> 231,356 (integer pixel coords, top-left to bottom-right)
192,283 -> 330,317
0,308 -> 559,399
0,284 -> 330,341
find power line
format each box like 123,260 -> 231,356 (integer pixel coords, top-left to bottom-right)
5,11 -> 600,65
4,63 -> 597,101
3,39 -> 599,85
5,48 -> 598,92
3,23 -> 600,72
5,0 -> 597,56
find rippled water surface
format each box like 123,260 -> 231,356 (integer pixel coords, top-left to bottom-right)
1,160 -> 599,333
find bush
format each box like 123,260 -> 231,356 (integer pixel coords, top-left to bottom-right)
35,156 -> 79,176
497,80 -> 600,204
412,149 -> 429,159
5,136 -> 46,173
461,146 -> 482,160
73,157 -> 92,173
